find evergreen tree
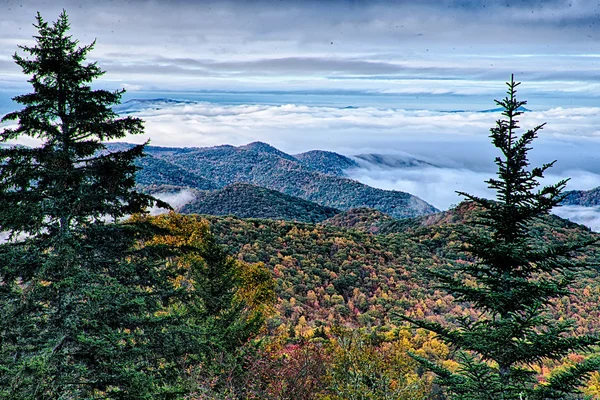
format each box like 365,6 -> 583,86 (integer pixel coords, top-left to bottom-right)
0,11 -> 203,399
404,76 -> 600,399
143,212 -> 272,354
144,213 -> 275,398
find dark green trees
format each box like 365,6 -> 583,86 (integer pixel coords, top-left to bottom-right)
0,11 -> 193,399
406,77 -> 600,399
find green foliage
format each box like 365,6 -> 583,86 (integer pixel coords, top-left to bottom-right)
0,11 -> 184,398
142,213 -> 275,399
0,221 -> 198,399
404,76 -> 600,399
0,15 -> 158,235
143,213 -> 274,353
181,183 -> 340,223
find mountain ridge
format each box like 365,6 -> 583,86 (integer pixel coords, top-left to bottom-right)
125,141 -> 439,219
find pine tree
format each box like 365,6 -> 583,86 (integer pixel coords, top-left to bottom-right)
404,76 -> 600,399
144,213 -> 275,397
0,11 -> 201,399
143,212 -> 273,354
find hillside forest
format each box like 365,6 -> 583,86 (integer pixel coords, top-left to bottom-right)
1,11 -> 600,400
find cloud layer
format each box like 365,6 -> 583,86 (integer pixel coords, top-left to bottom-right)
552,205 -> 600,232
101,99 -> 600,212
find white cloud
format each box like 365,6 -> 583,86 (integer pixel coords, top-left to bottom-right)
346,165 -> 494,210
552,206 -> 600,232
346,163 -> 600,211
148,190 -> 196,215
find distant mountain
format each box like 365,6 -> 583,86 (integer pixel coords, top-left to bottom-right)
114,98 -> 195,114
480,105 -> 530,113
240,141 -> 298,162
151,142 -> 438,218
102,142 -> 214,189
294,150 -> 359,176
103,140 -> 438,218
353,153 -> 436,169
181,183 -> 340,223
562,187 -> 600,207
135,156 -> 215,190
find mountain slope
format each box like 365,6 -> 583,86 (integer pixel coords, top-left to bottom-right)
203,208 -> 600,334
135,156 -> 215,190
153,142 -> 438,218
562,187 -> 600,207
322,207 -> 394,234
181,183 -> 340,222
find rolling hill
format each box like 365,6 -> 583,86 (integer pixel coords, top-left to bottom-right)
202,202 -> 600,335
181,183 -> 340,223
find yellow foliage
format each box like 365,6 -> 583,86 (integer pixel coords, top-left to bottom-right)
132,212 -> 275,320
584,372 -> 600,398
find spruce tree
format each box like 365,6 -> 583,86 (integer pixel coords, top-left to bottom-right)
0,11 -> 201,399
404,76 -> 600,399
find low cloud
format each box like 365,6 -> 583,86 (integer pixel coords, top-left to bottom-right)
148,190 -> 196,215
347,162 -> 600,211
347,165 -> 493,210
552,206 -> 600,232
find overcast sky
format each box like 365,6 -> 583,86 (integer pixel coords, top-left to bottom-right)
1,0 -> 600,215
1,0 -> 599,99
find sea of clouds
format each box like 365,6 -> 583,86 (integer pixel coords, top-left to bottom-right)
108,100 -> 600,230
4,98 -> 600,230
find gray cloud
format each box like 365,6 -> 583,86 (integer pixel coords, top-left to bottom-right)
1,0 -> 599,96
